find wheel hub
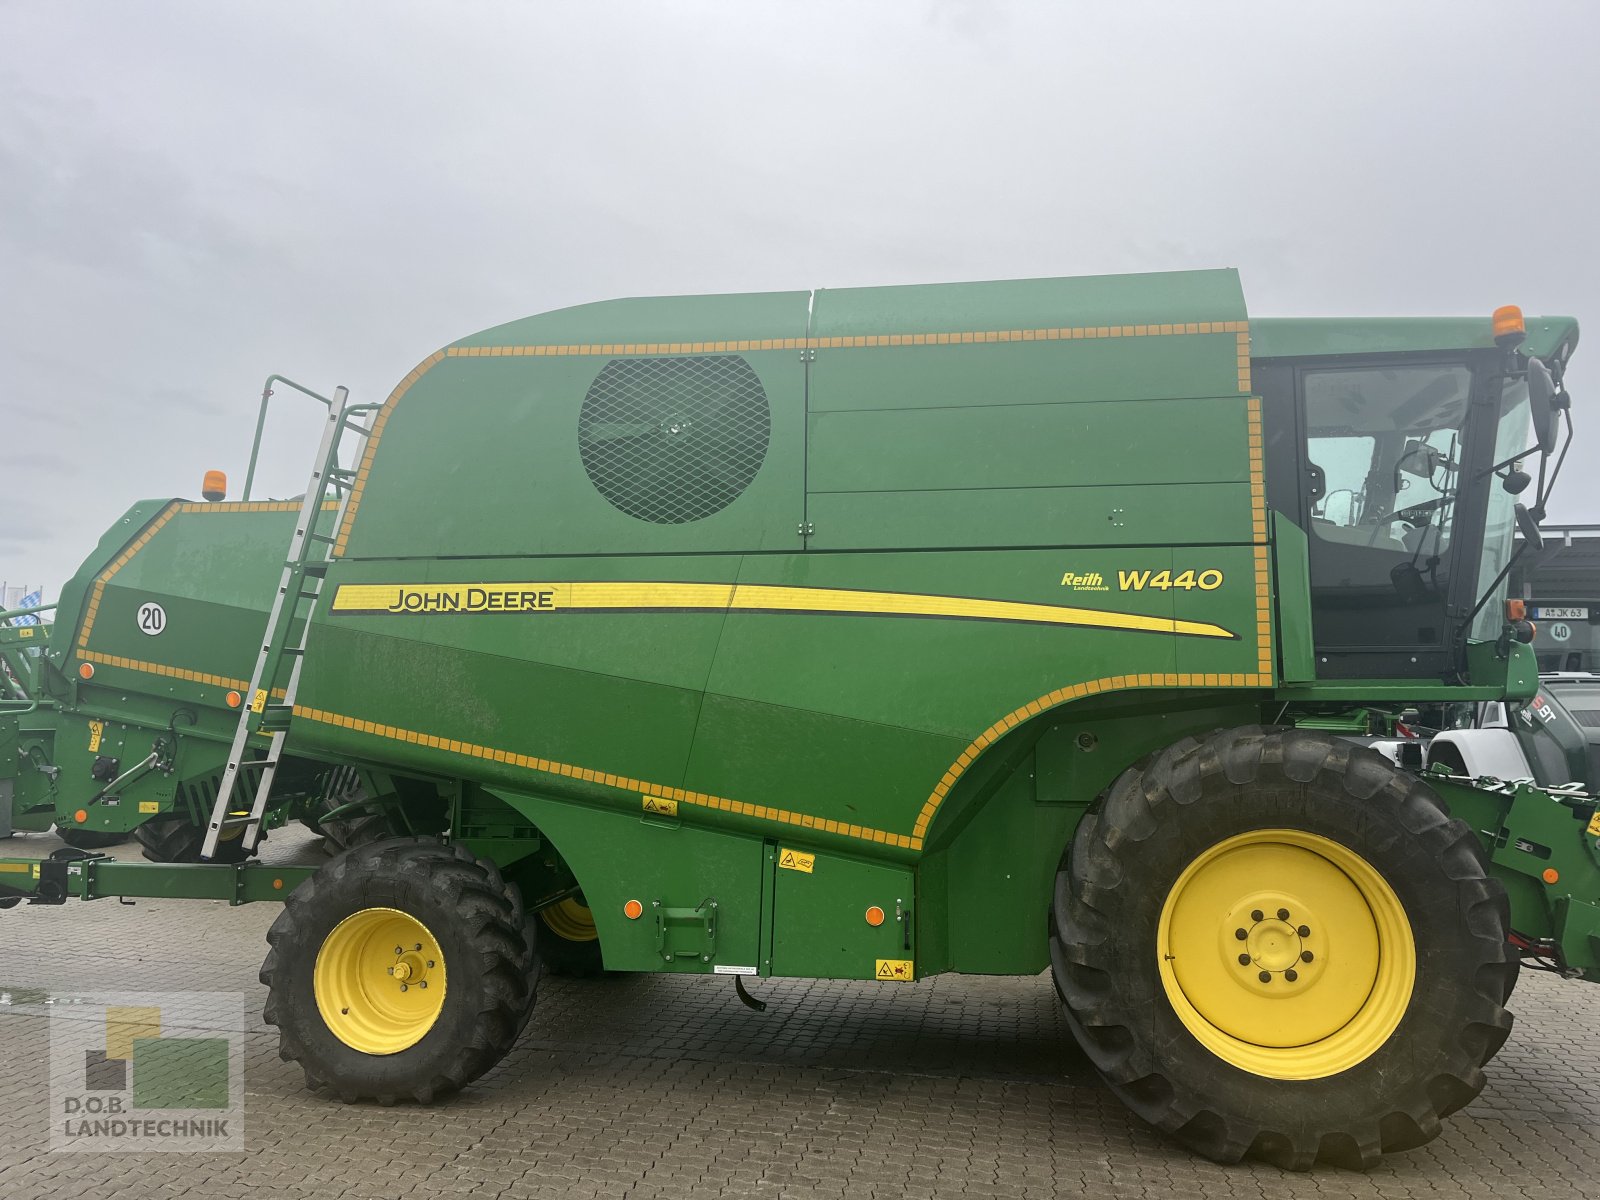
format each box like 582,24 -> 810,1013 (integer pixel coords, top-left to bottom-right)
1157,829 -> 1415,1079
1228,898 -> 1319,988
314,907 -> 448,1055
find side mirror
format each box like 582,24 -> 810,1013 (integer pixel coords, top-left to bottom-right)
1527,357 -> 1560,454
1514,501 -> 1543,552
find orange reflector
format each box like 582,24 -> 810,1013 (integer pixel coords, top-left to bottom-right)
225,690 -> 243,709
623,899 -> 644,920
865,905 -> 886,927
202,469 -> 228,502
77,662 -> 94,680
272,878 -> 284,890
1492,305 -> 1526,346
1542,868 -> 1560,885
1506,598 -> 1527,621
74,809 -> 89,824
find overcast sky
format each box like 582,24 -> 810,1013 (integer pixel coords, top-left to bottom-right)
3,0 -> 1597,598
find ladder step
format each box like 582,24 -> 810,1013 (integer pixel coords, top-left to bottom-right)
218,815 -> 259,828
232,758 -> 278,772
302,561 -> 331,577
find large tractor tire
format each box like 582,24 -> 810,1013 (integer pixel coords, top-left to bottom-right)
536,897 -> 607,978
54,826 -> 126,851
261,837 -> 532,1103
135,814 -> 254,864
1050,727 -> 1516,1171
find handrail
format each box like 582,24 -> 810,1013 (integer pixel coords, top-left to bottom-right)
1,601 -> 56,624
243,375 -> 336,500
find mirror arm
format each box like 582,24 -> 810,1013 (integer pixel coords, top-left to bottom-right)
1534,408 -> 1575,518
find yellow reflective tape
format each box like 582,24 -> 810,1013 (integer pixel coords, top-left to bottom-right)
0,863 -> 32,874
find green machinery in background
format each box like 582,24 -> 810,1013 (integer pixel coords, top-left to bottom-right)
2,270 -> 1595,1170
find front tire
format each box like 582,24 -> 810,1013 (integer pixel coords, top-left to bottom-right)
261,837 -> 531,1103
1050,727 -> 1515,1170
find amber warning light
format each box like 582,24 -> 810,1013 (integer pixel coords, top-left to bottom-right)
202,470 -> 228,502
1492,305 -> 1526,348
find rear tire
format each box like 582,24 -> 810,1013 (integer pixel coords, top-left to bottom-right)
136,814 -> 253,864
261,837 -> 531,1103
1050,727 -> 1515,1170
537,898 -> 607,978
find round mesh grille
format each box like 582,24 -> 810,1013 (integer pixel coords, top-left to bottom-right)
578,355 -> 771,524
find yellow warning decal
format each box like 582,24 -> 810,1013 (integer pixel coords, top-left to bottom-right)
87,720 -> 104,753
778,848 -> 815,873
251,689 -> 267,714
642,795 -> 678,817
17,627 -> 31,638
139,801 -> 160,814
1589,809 -> 1600,838
875,959 -> 914,982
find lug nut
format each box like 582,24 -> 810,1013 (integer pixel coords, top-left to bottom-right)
1234,928 -> 1248,940
1285,968 -> 1299,982
395,946 -> 404,955
1238,953 -> 1252,965
1298,925 -> 1311,938
1301,950 -> 1314,963
427,960 -> 435,968
387,967 -> 394,975
1277,908 -> 1290,921
419,981 -> 427,989
1258,971 -> 1272,983
399,983 -> 408,992
1251,909 -> 1264,922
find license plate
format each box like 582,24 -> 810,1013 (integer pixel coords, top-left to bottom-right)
1534,606 -> 1588,620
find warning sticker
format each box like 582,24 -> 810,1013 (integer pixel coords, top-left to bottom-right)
250,689 -> 267,714
875,958 -> 914,982
642,795 -> 678,817
778,848 -> 815,873
1589,809 -> 1600,838
87,721 -> 104,753
139,801 -> 160,814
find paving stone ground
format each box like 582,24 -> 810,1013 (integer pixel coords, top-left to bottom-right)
1,825 -> 1596,1198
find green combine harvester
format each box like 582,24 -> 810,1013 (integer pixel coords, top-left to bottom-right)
2,270 -> 1594,1170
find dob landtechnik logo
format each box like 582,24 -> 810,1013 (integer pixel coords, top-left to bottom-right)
49,991 -> 244,1152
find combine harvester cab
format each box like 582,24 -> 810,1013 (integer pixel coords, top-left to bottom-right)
3,271 -> 1596,1170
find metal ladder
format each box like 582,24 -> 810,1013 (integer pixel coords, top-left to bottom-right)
201,386 -> 375,859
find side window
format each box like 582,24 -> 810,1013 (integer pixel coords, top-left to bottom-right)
1303,365 -> 1471,558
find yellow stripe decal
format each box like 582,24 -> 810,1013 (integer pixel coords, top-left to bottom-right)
329,581 -> 1236,640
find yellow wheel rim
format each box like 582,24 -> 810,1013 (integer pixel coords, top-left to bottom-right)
314,907 -> 447,1055
539,897 -> 599,943
1157,829 -> 1414,1080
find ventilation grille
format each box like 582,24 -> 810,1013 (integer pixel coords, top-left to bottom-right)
579,355 -> 771,524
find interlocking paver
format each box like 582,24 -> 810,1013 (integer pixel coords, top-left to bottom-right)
0,824 -> 1597,1198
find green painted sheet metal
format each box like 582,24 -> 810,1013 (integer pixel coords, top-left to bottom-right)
1251,315 -> 1579,361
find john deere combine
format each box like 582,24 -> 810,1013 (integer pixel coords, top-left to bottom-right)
3,270 -> 1595,1169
